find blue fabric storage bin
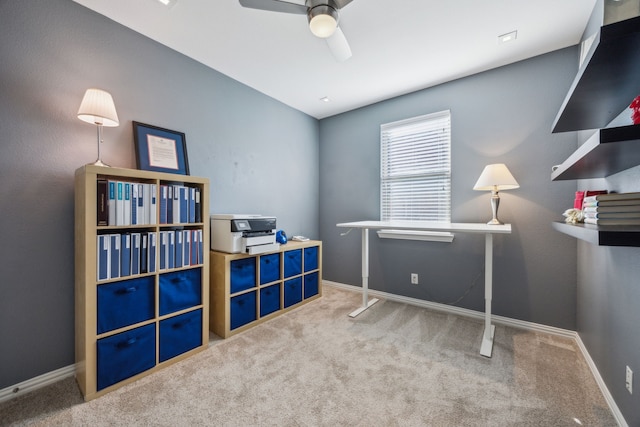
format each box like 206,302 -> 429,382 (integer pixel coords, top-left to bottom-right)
159,268 -> 202,316
283,249 -> 302,278
97,276 -> 155,334
304,271 -> 319,299
259,253 -> 280,285
304,246 -> 318,272
159,309 -> 202,362
260,284 -> 281,317
284,277 -> 303,308
97,323 -> 155,391
230,291 -> 257,330
230,258 -> 256,293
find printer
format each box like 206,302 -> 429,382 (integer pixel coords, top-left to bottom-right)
210,214 -> 279,255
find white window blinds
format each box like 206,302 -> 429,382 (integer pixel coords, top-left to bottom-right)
381,110 -> 451,222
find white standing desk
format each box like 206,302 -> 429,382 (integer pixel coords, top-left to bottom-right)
336,220 -> 512,358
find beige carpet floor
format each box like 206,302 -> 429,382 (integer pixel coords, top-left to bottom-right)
1,285 -> 616,426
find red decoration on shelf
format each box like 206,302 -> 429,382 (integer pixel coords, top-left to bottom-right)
631,95 -> 640,125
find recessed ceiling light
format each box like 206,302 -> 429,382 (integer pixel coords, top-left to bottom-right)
498,30 -> 517,44
320,96 -> 331,103
156,0 -> 177,7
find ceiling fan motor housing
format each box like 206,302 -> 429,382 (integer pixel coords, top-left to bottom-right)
306,0 -> 339,9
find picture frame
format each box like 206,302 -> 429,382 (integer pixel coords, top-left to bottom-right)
133,121 -> 190,175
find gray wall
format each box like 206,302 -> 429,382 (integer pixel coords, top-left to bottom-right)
319,48 -> 580,329
572,2 -> 640,423
576,228 -> 640,427
0,0 -> 319,389
574,129 -> 640,427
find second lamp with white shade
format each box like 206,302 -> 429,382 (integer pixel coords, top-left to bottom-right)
473,163 -> 519,225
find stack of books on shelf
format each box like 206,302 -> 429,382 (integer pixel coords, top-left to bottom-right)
582,192 -> 640,225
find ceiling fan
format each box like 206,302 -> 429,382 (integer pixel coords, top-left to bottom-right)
238,0 -> 354,62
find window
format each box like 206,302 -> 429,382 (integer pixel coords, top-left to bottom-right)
380,110 -> 451,222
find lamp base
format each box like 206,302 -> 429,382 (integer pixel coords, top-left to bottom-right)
487,191 -> 502,225
90,124 -> 110,167
90,159 -> 110,167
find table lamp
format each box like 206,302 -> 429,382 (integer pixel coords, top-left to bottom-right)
473,163 -> 519,225
77,88 -> 119,167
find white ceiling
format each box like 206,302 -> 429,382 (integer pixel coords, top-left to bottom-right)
72,0 -> 596,119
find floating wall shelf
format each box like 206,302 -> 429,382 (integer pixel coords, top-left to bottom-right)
552,16 -> 640,133
551,124 -> 640,180
553,222 -> 640,247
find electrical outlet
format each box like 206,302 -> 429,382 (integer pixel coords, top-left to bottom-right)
626,366 -> 633,394
411,273 -> 419,285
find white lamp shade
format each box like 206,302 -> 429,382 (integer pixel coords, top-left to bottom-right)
473,163 -> 519,191
77,88 -> 119,127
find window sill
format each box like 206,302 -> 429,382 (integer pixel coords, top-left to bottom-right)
376,229 -> 454,243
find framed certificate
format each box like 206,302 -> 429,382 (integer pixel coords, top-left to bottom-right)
133,122 -> 190,175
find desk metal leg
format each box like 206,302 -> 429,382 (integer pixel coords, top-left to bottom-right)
480,233 -> 496,357
349,228 -> 379,317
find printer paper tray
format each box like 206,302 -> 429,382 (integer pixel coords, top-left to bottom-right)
246,243 -> 280,255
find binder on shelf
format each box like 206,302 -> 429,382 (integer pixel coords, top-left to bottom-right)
121,233 -> 131,277
168,231 -> 175,269
187,187 -> 195,223
137,183 -> 145,225
131,232 -> 141,275
174,230 -> 183,269
159,231 -> 167,271
141,233 -> 148,274
97,234 -> 110,281
171,185 -> 180,224
108,180 -> 117,226
197,229 -> 203,265
167,185 -> 174,224
116,182 -> 125,226
149,184 -> 157,224
180,186 -> 188,224
141,183 -> 149,224
190,229 -> 198,266
109,234 -> 121,279
131,183 -> 138,225
123,182 -> 132,226
97,179 -> 108,226
148,232 -> 157,273
194,188 -> 201,223
183,230 -> 190,267
159,185 -> 168,224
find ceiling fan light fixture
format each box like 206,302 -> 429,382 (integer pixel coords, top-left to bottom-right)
308,5 -> 338,38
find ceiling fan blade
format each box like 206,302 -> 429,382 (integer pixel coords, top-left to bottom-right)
326,26 -> 352,62
238,0 -> 307,14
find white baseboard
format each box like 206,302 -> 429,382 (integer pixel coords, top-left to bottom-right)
0,364 -> 75,404
323,280 -> 628,427
574,334 -> 628,427
324,280 -> 576,337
